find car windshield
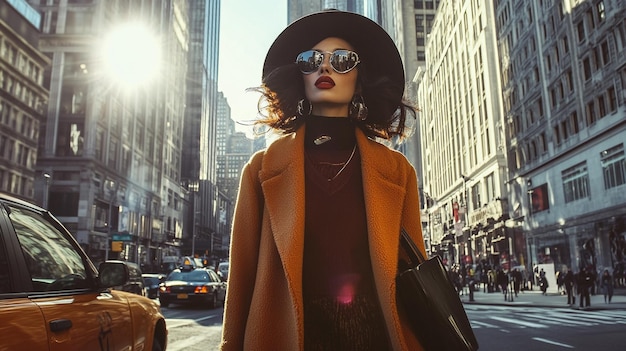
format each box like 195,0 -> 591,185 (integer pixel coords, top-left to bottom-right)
143,277 -> 160,285
167,270 -> 209,282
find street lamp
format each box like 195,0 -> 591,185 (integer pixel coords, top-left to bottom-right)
189,182 -> 199,257
461,174 -> 472,265
43,173 -> 50,208
104,180 -> 117,261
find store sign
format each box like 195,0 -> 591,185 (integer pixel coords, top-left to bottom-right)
469,200 -> 505,224
530,183 -> 550,212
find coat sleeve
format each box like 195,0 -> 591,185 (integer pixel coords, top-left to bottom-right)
401,161 -> 426,258
396,158 -> 427,351
220,155 -> 264,350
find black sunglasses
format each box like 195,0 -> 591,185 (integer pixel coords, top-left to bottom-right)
295,49 -> 360,74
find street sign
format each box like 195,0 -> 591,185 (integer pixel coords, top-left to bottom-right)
112,233 -> 133,241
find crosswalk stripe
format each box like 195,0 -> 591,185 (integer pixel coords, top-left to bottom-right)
470,320 -> 499,328
468,307 -> 626,329
534,314 -> 594,326
489,316 -> 548,328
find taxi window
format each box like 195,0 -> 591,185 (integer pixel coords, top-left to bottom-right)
8,205 -> 87,292
208,270 -> 220,283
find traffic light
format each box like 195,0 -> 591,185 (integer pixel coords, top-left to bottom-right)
111,241 -> 123,252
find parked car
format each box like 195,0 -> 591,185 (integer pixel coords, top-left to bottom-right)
159,263 -> 226,309
143,273 -> 166,299
0,193 -> 167,351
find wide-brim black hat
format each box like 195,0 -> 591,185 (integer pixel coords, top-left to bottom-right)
263,10 -> 405,99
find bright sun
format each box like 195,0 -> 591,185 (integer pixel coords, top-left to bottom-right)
101,22 -> 161,90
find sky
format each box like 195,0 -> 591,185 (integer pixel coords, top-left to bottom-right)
218,1 -> 288,135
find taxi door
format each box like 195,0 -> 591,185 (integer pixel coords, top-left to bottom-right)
32,291 -> 134,351
0,297 -> 48,350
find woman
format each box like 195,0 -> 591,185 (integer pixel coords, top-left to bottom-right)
601,269 -> 614,303
220,10 -> 423,351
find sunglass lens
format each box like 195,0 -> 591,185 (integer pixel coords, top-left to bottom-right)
296,50 -> 322,74
330,50 -> 359,73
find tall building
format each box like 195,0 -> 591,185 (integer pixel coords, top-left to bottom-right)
29,0 -> 190,267
401,0 -> 440,184
416,0 -> 509,268
215,91 -> 254,252
495,0 -> 626,273
0,0 -> 49,201
183,0 -> 223,259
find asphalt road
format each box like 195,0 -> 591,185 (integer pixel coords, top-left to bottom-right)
162,301 -> 626,350
466,304 -> 626,350
162,305 -> 223,351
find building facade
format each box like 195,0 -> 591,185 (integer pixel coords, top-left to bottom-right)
416,0 -> 510,270
216,91 -> 255,254
496,0 -> 626,276
0,0 -> 49,201
417,0 -> 626,281
29,0 -> 190,268
183,0 -> 223,261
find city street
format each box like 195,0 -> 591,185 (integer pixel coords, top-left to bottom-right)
162,305 -> 224,351
163,287 -> 626,350
467,304 -> 626,350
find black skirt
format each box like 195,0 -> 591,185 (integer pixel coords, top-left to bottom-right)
304,294 -> 391,351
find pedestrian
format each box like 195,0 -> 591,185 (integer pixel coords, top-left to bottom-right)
563,268 -> 575,305
496,268 -> 508,300
220,10 -> 422,351
601,269 -> 614,303
511,268 -> 522,297
539,274 -> 549,295
578,267 -> 592,309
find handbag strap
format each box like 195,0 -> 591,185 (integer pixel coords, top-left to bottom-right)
400,227 -> 426,266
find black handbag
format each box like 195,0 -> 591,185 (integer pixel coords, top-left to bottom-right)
397,228 -> 479,351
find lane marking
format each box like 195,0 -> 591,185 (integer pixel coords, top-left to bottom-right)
167,314 -> 220,328
470,320 -> 499,328
489,316 -> 547,328
532,337 -> 574,348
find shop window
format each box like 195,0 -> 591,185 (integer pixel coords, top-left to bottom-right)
601,144 -> 626,189
562,162 -> 590,203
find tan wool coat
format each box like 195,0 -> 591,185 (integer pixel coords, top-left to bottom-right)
220,126 -> 426,351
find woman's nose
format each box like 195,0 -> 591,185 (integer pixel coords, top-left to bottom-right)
318,53 -> 331,73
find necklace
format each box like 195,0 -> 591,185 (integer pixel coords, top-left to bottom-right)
328,145 -> 357,182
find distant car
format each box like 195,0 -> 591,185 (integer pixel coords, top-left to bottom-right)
159,264 -> 226,309
0,192 -> 167,351
217,261 -> 229,281
110,261 -> 146,297
143,273 -> 166,299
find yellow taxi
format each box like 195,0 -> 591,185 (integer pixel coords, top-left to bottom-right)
0,193 -> 167,350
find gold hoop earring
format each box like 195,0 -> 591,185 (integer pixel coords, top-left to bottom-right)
297,99 -> 312,116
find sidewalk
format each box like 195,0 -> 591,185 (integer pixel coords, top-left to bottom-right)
461,286 -> 626,310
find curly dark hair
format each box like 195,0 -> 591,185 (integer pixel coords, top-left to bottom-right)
252,61 -> 417,141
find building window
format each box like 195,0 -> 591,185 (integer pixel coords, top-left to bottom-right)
562,162 -> 590,203
601,144 -> 626,189
596,1 -> 605,22
577,21 -> 585,42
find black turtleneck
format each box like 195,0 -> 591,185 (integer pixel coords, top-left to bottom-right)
304,115 -> 357,150
302,115 -> 390,350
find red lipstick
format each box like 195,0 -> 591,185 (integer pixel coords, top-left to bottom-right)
315,76 -> 335,89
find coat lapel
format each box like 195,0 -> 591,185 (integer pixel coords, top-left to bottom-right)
259,131 -> 306,305
357,131 -> 407,295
